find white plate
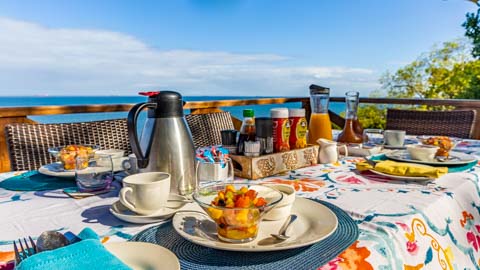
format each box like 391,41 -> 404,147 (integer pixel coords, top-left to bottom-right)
110,194 -> 190,224
386,150 -> 477,166
104,241 -> 180,270
172,197 -> 338,252
368,169 -> 433,181
39,158 -> 129,178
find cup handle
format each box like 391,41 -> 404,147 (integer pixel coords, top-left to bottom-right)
338,144 -> 348,157
119,187 -> 136,211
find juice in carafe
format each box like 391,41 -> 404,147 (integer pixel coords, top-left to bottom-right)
308,113 -> 332,143
337,91 -> 363,143
308,84 -> 333,143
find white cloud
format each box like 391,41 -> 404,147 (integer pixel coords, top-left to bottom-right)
0,17 -> 379,96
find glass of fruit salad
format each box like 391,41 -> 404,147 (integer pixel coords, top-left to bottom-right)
193,183 -> 283,243
49,145 -> 98,170
418,136 -> 459,157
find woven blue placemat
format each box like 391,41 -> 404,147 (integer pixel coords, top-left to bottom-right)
131,199 -> 359,270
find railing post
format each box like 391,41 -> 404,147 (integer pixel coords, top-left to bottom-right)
0,116 -> 37,172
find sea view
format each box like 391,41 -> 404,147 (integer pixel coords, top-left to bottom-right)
0,96 -> 345,123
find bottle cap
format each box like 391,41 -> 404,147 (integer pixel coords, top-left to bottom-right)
309,84 -> 330,95
270,108 -> 289,118
243,109 -> 254,117
255,117 -> 272,137
289,108 -> 305,118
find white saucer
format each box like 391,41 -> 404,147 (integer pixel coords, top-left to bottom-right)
104,241 -> 180,270
39,158 -> 129,178
172,197 -> 338,252
110,194 -> 190,224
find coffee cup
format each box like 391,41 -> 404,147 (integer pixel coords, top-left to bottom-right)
383,130 -> 406,147
119,172 -> 171,215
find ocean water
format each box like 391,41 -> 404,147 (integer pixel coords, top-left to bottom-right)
0,96 -> 345,123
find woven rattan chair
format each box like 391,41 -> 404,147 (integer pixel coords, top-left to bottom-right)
5,118 -> 131,171
185,111 -> 235,148
385,109 -> 477,138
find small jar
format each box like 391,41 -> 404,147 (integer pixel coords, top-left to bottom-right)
289,109 -> 308,149
255,117 -> 274,155
271,108 -> 290,152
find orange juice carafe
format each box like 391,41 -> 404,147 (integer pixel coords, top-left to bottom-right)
308,84 -> 333,143
337,91 -> 363,143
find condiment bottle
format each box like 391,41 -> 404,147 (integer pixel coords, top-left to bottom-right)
237,109 -> 256,155
255,117 -> 274,155
308,84 -> 333,143
271,108 -> 290,152
289,108 -> 308,149
337,91 -> 363,144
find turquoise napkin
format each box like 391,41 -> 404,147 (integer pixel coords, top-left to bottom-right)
0,171 -> 76,191
16,228 -> 131,270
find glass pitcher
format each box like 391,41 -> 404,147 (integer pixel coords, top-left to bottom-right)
308,84 -> 333,143
337,91 -> 363,143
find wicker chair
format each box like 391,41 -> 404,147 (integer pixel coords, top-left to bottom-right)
185,111 -> 235,149
385,109 -> 477,138
5,118 -> 131,171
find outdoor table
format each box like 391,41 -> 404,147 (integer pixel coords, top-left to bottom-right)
1,138 -> 480,269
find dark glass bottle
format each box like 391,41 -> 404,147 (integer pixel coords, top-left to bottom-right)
237,109 -> 256,154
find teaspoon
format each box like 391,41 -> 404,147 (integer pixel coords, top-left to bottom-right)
271,214 -> 297,241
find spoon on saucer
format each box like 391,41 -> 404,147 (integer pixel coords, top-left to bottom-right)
271,214 -> 297,241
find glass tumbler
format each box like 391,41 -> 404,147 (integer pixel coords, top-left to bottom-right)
195,158 -> 234,188
362,129 -> 384,147
75,154 -> 113,192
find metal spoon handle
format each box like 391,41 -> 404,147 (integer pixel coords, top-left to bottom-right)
278,214 -> 297,236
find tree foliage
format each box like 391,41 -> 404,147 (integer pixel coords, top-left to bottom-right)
463,1 -> 480,59
358,41 -> 480,129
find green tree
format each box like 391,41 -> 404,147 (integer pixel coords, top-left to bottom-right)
463,1 -> 480,59
358,41 -> 480,129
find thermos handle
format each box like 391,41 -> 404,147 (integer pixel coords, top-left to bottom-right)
127,102 -> 156,168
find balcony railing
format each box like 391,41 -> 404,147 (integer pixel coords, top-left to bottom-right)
0,97 -> 479,172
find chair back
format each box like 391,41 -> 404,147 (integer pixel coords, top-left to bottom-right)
5,118 -> 131,171
185,112 -> 235,149
385,109 -> 477,138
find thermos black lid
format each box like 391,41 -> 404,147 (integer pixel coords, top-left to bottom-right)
139,91 -> 184,118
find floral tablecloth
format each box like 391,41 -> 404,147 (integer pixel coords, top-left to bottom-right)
1,139 -> 480,270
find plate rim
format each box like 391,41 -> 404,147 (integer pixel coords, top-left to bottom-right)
367,169 -> 433,181
385,150 -> 477,166
104,241 -> 180,270
172,197 -> 339,252
38,163 -> 75,178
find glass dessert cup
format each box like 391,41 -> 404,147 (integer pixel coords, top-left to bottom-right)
48,145 -> 99,170
193,183 -> 283,243
418,136 -> 459,157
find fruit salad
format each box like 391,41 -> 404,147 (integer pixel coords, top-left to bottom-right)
59,145 -> 95,170
421,136 -> 454,157
207,185 -> 267,241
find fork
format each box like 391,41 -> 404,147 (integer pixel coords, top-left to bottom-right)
13,236 -> 36,264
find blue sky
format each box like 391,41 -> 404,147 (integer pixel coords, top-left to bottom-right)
0,0 -> 476,96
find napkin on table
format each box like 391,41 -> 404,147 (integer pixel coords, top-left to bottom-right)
16,228 -> 131,270
356,160 -> 448,178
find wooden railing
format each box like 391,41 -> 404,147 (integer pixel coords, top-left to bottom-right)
0,97 -> 479,172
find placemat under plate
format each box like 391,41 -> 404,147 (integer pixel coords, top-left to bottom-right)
0,170 -> 76,191
131,199 -> 358,270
